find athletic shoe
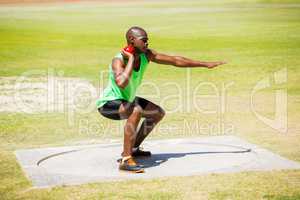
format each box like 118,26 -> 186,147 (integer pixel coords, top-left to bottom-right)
119,156 -> 144,173
132,147 -> 151,157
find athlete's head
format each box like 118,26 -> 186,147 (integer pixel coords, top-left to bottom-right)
126,26 -> 148,53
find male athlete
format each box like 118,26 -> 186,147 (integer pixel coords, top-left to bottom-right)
96,26 -> 226,173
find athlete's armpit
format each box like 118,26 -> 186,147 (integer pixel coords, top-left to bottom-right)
146,49 -> 177,66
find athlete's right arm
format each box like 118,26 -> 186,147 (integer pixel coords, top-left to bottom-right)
112,50 -> 135,89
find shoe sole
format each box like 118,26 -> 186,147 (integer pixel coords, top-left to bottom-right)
119,168 -> 145,173
117,158 -> 144,171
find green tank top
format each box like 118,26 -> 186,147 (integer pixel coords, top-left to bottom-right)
96,52 -> 149,108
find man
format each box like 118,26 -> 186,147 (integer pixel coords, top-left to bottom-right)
96,26 -> 226,173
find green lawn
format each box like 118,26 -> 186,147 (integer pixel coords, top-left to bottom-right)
0,0 -> 300,199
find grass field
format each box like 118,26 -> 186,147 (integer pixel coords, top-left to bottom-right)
1,0 -> 300,199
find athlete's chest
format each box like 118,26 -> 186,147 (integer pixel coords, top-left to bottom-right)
133,57 -> 141,72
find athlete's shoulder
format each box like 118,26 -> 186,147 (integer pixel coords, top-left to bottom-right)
113,52 -> 124,60
111,52 -> 126,69
112,51 -> 125,63
145,48 -> 157,62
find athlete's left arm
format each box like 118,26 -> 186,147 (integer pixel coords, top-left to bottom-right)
146,49 -> 226,69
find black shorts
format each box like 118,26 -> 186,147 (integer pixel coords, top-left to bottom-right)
98,96 -> 150,120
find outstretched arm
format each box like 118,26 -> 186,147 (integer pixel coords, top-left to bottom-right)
146,49 -> 226,68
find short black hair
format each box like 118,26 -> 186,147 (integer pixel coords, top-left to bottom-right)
126,26 -> 147,43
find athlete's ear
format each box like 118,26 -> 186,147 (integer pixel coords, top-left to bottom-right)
129,36 -> 135,44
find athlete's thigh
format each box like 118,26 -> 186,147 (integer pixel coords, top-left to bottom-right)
114,98 -> 147,120
134,96 -> 164,118
118,101 -> 135,119
99,99 -> 129,120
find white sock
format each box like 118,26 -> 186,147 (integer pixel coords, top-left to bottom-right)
122,156 -> 131,162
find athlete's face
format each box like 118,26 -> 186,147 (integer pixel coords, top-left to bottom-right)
133,34 -> 148,53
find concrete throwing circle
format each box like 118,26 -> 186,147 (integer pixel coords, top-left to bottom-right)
16,136 -> 300,187
36,140 -> 255,180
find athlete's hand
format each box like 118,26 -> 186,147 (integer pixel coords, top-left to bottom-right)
121,49 -> 134,60
206,61 -> 226,69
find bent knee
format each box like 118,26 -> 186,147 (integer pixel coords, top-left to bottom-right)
118,103 -> 135,118
154,107 -> 165,122
160,108 -> 166,120
130,105 -> 143,118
